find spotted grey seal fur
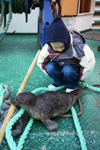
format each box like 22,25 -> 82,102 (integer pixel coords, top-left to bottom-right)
11,88 -> 83,131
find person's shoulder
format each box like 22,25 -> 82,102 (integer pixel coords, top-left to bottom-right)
42,43 -> 51,50
40,44 -> 50,56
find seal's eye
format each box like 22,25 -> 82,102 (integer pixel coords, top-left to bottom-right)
16,98 -> 19,102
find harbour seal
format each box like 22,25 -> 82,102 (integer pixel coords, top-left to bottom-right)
11,88 -> 83,131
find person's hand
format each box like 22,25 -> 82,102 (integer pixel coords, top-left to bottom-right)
52,0 -> 56,2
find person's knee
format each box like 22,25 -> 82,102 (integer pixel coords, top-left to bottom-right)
62,65 -> 73,77
45,62 -> 56,74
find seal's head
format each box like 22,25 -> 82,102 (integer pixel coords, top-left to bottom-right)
11,92 -> 37,107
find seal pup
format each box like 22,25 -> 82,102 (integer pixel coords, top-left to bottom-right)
11,88 -> 83,131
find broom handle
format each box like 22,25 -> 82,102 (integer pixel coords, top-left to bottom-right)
0,50 -> 40,144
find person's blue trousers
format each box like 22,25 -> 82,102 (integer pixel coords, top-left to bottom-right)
45,61 -> 80,89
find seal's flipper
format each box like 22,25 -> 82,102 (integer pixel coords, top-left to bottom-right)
43,119 -> 58,131
12,118 -> 23,137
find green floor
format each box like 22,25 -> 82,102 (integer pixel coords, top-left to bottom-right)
0,34 -> 100,150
